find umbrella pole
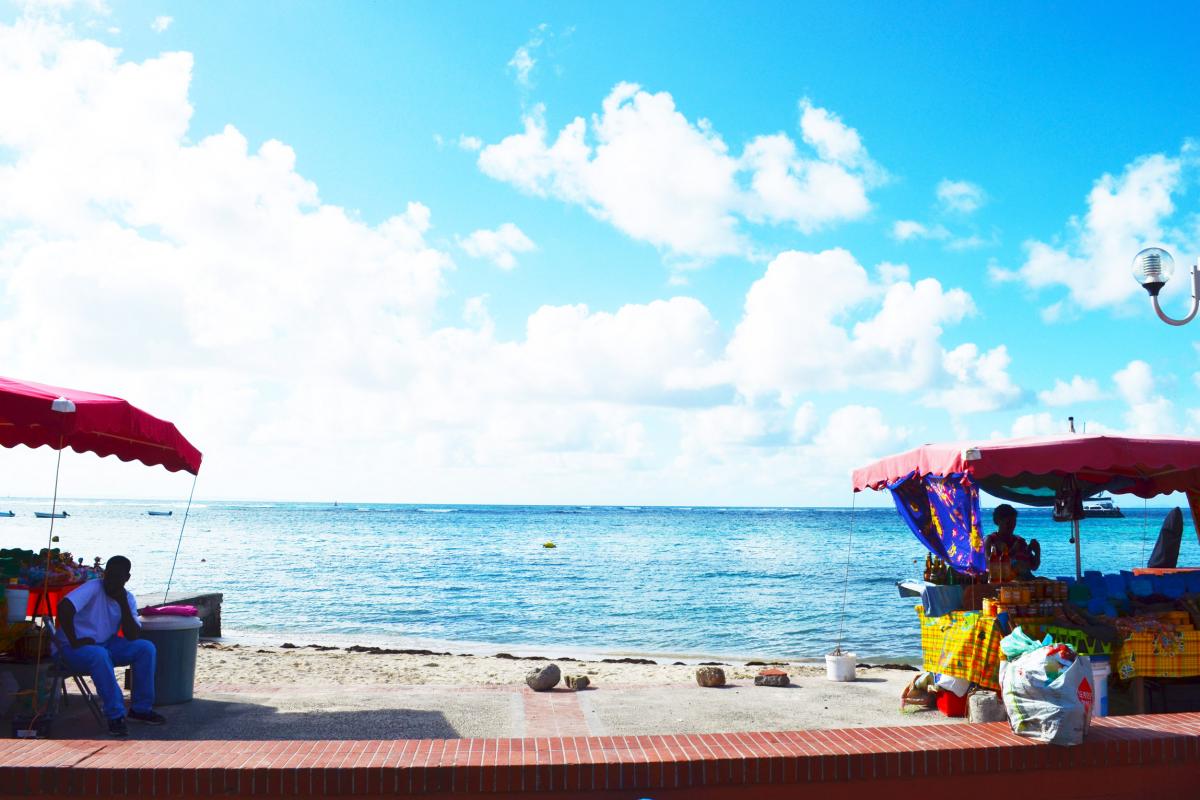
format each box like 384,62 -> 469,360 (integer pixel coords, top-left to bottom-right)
1080,515 -> 1089,578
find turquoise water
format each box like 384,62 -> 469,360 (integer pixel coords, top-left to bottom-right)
1,500 -> 1194,661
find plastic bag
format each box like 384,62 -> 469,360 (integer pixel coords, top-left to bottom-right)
935,673 -> 970,697
1000,626 -> 1051,660
1000,639 -> 1092,746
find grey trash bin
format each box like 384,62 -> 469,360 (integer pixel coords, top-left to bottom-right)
137,616 -> 202,705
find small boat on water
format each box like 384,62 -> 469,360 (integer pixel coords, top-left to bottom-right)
0,511 -> 13,517
34,511 -> 69,519
1083,493 -> 1124,518
147,510 -> 173,517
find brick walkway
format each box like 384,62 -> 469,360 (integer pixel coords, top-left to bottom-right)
521,688 -> 590,738
3,713 -> 1200,798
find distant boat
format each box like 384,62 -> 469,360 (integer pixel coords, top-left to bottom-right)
147,510 -> 173,517
0,511 -> 13,517
34,511 -> 68,519
1083,493 -> 1123,518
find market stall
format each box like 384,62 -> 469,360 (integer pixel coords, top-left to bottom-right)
854,433 -> 1200,716
0,376 -> 202,730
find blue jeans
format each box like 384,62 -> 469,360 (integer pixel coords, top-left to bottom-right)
58,637 -> 156,720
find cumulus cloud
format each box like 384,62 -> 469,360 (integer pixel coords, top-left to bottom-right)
725,249 -> 1003,404
1004,151 -> 1191,310
1113,360 -> 1175,434
937,179 -> 985,213
1037,375 -> 1104,407
457,134 -> 482,152
459,223 -> 536,269
925,344 -> 1022,414
478,86 -> 880,259
151,15 -> 172,32
0,20 -> 1009,504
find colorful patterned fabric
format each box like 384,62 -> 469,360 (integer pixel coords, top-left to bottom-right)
891,472 -> 985,574
917,608 -> 1003,690
1115,631 -> 1200,679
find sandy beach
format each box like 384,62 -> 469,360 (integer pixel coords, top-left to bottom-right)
76,641 -> 966,741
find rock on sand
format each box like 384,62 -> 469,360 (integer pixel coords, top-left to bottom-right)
526,664 -> 561,691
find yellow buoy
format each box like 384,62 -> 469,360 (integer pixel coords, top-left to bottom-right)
542,541 -> 556,548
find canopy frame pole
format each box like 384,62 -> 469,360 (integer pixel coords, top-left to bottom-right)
1080,515 -> 1089,578
834,491 -> 857,655
162,471 -> 199,605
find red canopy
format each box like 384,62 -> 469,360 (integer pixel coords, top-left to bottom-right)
0,376 -> 202,474
852,434 -> 1200,500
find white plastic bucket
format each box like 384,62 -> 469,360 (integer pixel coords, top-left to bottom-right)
4,587 -> 28,622
1091,658 -> 1110,718
826,652 -> 857,682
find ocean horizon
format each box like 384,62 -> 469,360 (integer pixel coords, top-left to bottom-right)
3,498 -> 1195,663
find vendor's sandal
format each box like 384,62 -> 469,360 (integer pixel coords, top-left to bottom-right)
107,717 -> 129,737
128,710 -> 166,725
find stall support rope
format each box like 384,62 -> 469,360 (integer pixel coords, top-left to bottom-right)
835,492 -> 857,654
162,471 -> 198,605
29,441 -> 65,729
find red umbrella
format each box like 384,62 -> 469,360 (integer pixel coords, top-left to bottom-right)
853,434 -> 1200,577
0,376 -> 201,474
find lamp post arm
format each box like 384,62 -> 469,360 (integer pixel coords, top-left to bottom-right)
1151,262 -> 1200,326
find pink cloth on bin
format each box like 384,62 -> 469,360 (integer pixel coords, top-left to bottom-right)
141,604 -> 198,616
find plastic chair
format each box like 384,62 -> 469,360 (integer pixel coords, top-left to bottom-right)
40,618 -> 105,731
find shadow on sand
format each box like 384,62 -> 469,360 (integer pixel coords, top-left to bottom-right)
52,697 -> 460,740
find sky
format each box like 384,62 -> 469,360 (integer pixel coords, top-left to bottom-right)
0,1 -> 1198,505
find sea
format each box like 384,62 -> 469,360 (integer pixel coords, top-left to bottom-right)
2,500 -> 1194,664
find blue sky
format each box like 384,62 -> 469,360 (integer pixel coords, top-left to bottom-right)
0,1 -> 1198,504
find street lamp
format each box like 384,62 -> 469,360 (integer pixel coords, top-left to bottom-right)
1132,247 -> 1200,326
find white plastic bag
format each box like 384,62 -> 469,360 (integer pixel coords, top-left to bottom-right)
935,673 -> 970,697
999,641 -> 1092,746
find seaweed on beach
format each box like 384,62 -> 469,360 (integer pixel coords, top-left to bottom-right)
343,645 -> 454,656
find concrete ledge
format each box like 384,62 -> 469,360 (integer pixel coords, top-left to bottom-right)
2,713 -> 1199,798
156,592 -> 223,637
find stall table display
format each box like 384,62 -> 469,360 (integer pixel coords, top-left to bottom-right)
916,580 -> 1200,717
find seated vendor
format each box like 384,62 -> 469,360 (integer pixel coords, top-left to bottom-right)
54,556 -> 166,737
984,504 -> 1040,581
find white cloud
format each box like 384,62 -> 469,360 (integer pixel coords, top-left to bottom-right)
813,405 -> 908,464
1037,375 -> 1104,407
478,85 -> 880,259
150,15 -> 172,33
507,23 -> 547,88
798,100 -> 866,166
876,261 -> 910,284
925,344 -> 1021,414
459,222 -> 536,269
0,20 -> 1010,506
1113,360 -> 1175,433
894,180 -> 992,248
724,249 -> 1013,412
1010,413 -> 1065,438
892,220 -> 949,241
1012,151 -> 1189,310
17,0 -> 110,16
509,47 -> 535,86
937,179 -> 985,213
457,134 -> 482,152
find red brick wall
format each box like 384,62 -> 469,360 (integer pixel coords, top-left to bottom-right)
3,714 -> 1199,798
